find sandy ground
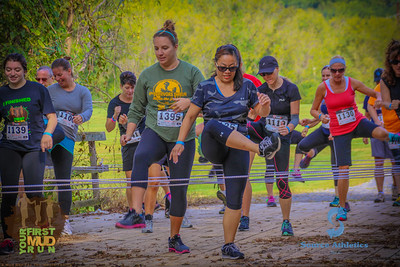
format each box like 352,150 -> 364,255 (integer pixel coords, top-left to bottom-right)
1,178 -> 399,266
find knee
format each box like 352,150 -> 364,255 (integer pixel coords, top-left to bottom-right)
277,178 -> 292,199
373,127 -> 388,141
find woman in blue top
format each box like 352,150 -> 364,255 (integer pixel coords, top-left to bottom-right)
171,44 -> 278,260
0,53 -> 57,255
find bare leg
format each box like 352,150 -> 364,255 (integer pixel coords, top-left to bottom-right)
223,208 -> 241,243
226,131 -> 259,154
170,216 -> 183,237
280,197 -> 292,220
374,157 -> 385,192
144,163 -> 163,216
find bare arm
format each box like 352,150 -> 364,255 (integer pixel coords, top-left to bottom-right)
352,78 -> 377,98
253,92 -> 271,117
170,104 -> 202,163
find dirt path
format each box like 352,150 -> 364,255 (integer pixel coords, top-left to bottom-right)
2,178 -> 399,266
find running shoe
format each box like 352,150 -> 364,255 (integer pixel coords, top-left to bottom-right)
266,196 -> 277,207
259,132 -> 281,159
154,202 -> 161,212
345,202 -> 351,212
142,219 -> 153,233
217,190 -> 227,206
389,132 -> 400,143
299,154 -> 313,169
336,207 -> 347,221
281,220 -> 294,236
374,192 -> 385,203
238,216 -> 249,231
115,209 -> 145,229
219,206 -> 226,214
61,219 -> 73,236
198,156 -> 209,163
392,185 -> 398,201
168,234 -> 190,254
329,196 -> 339,207
181,215 -> 193,228
393,196 -> 400,206
0,239 -> 14,255
291,169 -> 305,183
221,243 -> 244,260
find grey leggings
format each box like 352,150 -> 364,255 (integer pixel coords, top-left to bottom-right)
130,128 -> 195,217
0,148 -> 45,239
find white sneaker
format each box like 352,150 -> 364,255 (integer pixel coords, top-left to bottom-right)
61,219 -> 73,236
181,216 -> 193,228
374,192 -> 385,203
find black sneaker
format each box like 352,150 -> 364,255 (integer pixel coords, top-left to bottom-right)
221,243 -> 244,260
168,234 -> 190,254
238,216 -> 249,231
0,239 -> 14,255
259,132 -> 281,159
115,209 -> 145,229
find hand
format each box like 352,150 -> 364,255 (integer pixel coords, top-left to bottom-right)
301,127 -> 309,137
257,92 -> 270,106
374,100 -> 383,109
278,122 -> 290,136
247,109 -> 257,120
118,114 -> 128,125
114,106 -> 121,116
41,134 -> 53,152
300,118 -> 312,126
328,134 -> 333,141
391,100 -> 400,110
171,98 -> 190,113
374,120 -> 383,127
73,115 -> 83,125
170,143 -> 185,164
120,134 -> 131,146
320,114 -> 330,124
363,138 -> 369,145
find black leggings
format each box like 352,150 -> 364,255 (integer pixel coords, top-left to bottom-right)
50,145 -> 73,215
298,126 -> 339,186
201,120 -> 249,210
247,121 -> 292,199
0,148 -> 45,239
131,128 -> 195,217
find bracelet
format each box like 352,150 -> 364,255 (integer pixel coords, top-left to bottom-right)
111,116 -> 117,122
176,141 -> 185,146
286,126 -> 291,133
389,103 -> 392,110
43,132 -> 53,137
305,125 -> 310,129
318,113 -> 322,120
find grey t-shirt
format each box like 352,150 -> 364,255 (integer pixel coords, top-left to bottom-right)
47,83 -> 93,141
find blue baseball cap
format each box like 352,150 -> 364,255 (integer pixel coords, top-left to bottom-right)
374,68 -> 383,82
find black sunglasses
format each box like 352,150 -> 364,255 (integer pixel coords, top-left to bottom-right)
216,65 -> 238,72
260,72 -> 274,77
36,77 -> 48,82
330,68 -> 345,74
390,59 -> 400,65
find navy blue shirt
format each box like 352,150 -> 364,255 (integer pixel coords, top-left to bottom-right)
0,81 -> 55,151
107,94 -> 145,136
191,77 -> 259,125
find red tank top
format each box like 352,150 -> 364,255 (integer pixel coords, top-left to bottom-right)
323,77 -> 364,136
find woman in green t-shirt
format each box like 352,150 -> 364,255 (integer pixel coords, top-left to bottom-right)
119,20 -> 204,254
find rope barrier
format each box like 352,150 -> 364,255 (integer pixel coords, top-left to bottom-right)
1,159 -> 397,194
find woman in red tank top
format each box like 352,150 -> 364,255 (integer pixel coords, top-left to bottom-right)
310,56 -> 390,221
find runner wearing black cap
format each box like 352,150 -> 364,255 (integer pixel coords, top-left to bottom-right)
247,55 -> 301,236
